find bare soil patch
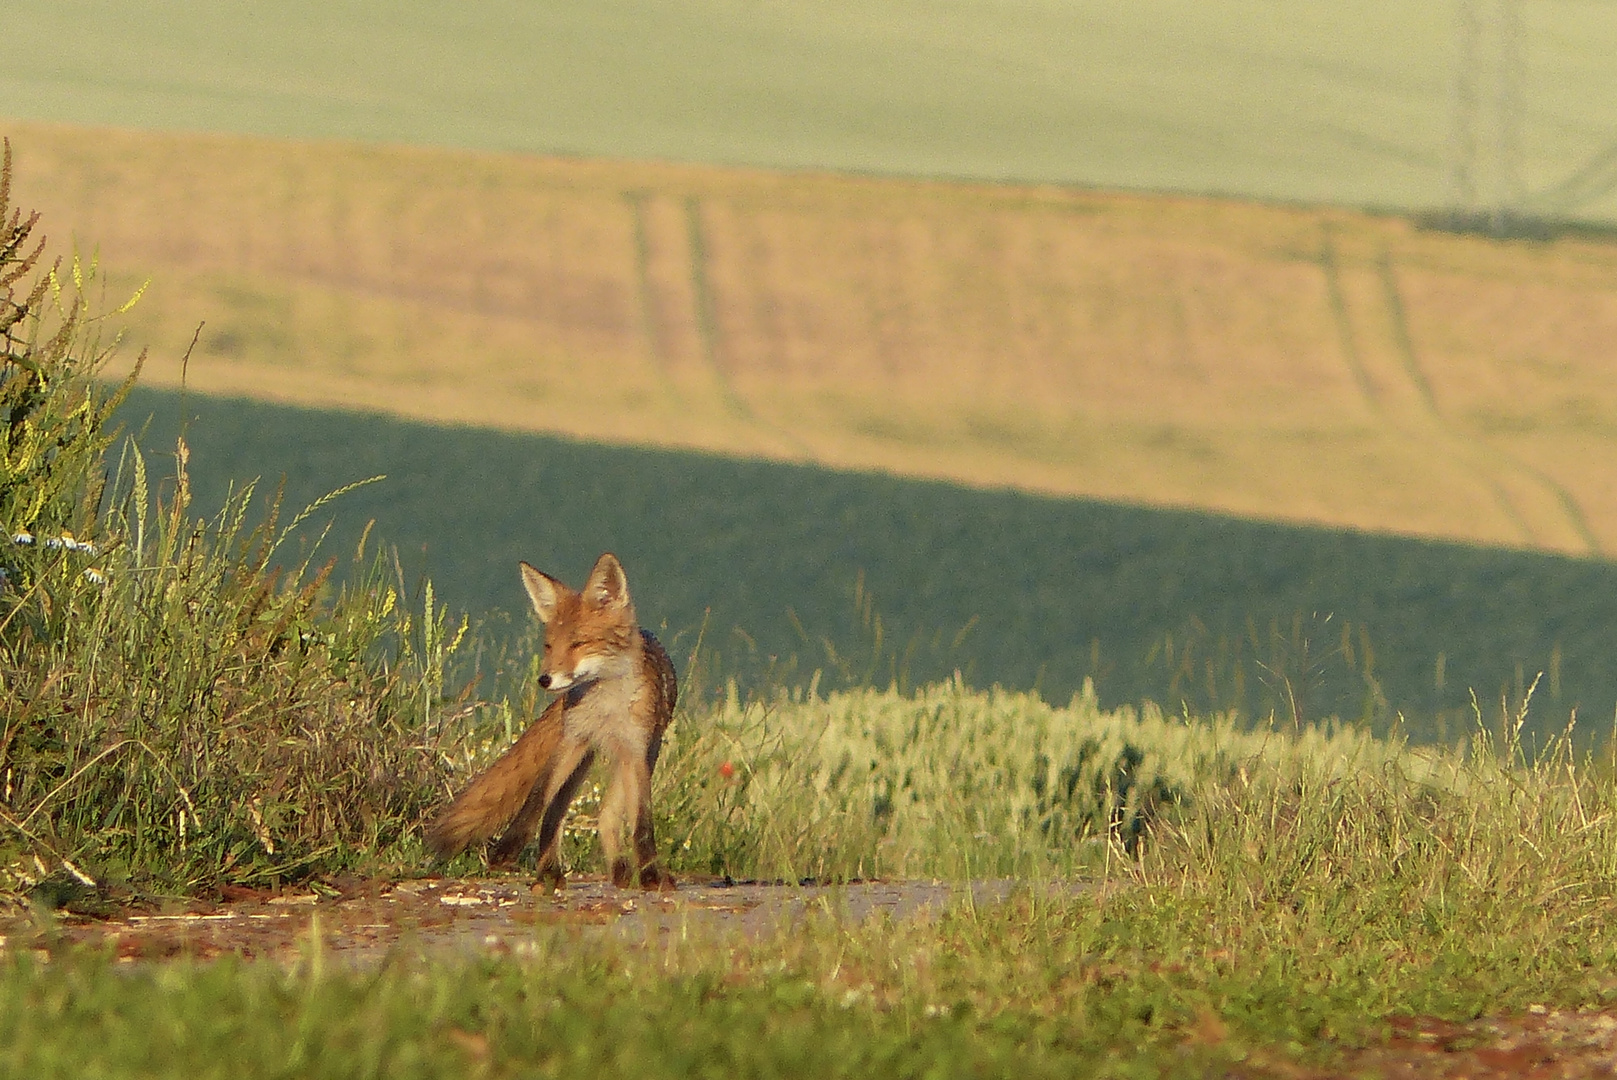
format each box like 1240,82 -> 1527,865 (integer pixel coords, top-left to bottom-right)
1,875 -> 1041,966
1215,1008 -> 1617,1079
1288,1010 -> 1617,1080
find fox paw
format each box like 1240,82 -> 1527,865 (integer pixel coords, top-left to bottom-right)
638,864 -> 676,892
534,858 -> 566,891
487,837 -> 524,869
611,858 -> 675,890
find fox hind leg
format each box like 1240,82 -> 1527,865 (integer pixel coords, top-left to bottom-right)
490,736 -> 593,885
528,739 -> 595,888
487,776 -> 549,871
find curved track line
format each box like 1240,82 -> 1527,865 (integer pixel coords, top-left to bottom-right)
1321,232 -> 1546,548
1378,250 -> 1601,556
684,197 -> 815,459
1319,234 -> 1380,411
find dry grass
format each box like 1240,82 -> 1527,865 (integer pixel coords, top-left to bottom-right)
7,118 -> 1617,554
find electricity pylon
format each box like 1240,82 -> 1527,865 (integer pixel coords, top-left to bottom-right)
1447,0 -> 1524,232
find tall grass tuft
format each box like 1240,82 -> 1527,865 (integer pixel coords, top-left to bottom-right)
0,142 -> 467,897
1134,689 -> 1617,1017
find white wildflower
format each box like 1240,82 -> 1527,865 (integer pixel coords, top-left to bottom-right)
11,532 -> 32,545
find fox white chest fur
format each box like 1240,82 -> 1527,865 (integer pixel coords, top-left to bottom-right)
562,670 -> 651,759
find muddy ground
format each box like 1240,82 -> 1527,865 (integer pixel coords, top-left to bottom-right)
2,875 -> 1040,964
5,875 -> 1617,1078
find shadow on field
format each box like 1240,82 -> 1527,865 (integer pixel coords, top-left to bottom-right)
117,386 -> 1617,745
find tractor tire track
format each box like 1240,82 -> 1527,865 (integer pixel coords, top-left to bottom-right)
1321,230 -> 1599,556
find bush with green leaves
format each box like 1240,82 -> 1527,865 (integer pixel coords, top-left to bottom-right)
0,141 -> 468,896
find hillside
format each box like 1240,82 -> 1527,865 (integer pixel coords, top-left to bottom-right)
8,119 -> 1617,556
5,0 -> 1617,220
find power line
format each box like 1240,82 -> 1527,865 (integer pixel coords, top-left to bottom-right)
1448,0 -> 1482,211
1493,0 -> 1524,226
1446,0 -> 1525,232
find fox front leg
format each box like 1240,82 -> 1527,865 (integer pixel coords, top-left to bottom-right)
630,753 -> 674,891
597,757 -> 634,888
599,751 -> 673,890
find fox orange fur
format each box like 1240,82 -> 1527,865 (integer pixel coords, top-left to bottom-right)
425,553 -> 678,889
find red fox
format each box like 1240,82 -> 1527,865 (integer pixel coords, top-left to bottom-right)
425,553 -> 678,890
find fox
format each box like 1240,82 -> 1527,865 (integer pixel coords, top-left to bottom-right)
425,552 -> 678,890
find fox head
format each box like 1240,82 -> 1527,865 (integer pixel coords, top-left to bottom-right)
520,553 -> 641,692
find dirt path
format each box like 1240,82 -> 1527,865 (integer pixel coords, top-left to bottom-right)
2,875 -> 1051,965
10,876 -> 1617,1077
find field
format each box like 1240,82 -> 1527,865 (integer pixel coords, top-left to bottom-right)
8,120 -> 1617,563
13,156 -> 1617,1078
117,384 -> 1617,745
6,0 -> 1617,221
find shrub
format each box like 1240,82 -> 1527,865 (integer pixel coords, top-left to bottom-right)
0,141 -> 466,896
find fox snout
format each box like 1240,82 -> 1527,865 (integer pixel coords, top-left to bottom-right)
537,654 -> 605,693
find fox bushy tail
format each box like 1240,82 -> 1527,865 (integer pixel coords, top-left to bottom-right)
424,710 -> 564,859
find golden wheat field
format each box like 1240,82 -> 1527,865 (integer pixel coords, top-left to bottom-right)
8,118 -> 1617,555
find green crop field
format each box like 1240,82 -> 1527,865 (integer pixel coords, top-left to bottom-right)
119,386 -> 1617,746
15,203 -> 1617,1078
6,0 -> 1617,223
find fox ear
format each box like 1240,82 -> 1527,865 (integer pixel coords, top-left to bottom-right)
519,561 -> 565,623
583,552 -> 630,610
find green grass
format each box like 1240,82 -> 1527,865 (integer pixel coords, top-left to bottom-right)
120,385 -> 1617,747
573,680 -> 1463,883
9,702 -> 1617,1077
5,1 -> 1617,223
0,918 -> 1288,1079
